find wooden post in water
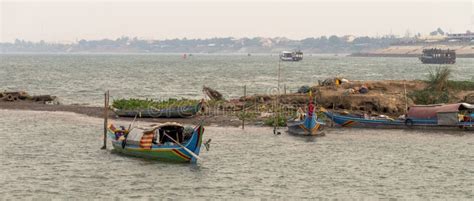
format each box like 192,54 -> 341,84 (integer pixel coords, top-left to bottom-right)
101,90 -> 109,149
331,103 -> 335,128
275,60 -> 281,130
242,85 -> 246,129
404,80 -> 408,114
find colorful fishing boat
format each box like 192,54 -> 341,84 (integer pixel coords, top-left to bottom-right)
107,122 -> 205,163
113,102 -> 202,118
287,93 -> 326,136
321,103 -> 474,130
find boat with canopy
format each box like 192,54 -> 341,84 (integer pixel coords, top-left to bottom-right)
322,103 -> 474,130
108,122 -> 205,163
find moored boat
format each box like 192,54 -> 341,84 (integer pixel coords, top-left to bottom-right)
280,50 -> 303,61
419,48 -> 456,64
108,122 -> 205,163
287,94 -> 326,136
113,102 -> 202,118
322,103 -> 474,130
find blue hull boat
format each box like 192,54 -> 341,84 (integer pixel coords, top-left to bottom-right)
321,103 -> 474,130
287,94 -> 326,136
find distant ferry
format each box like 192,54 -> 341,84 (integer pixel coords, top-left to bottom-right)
280,50 -> 303,61
420,48 -> 456,64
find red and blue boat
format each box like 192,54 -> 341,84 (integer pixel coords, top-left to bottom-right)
108,122 -> 205,163
322,103 -> 474,130
287,93 -> 326,136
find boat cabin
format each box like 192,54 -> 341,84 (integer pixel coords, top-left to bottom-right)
407,103 -> 474,125
120,122 -> 194,146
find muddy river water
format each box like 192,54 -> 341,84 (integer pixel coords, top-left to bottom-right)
1,109 -> 472,199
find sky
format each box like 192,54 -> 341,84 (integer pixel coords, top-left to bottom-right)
1,0 -> 473,43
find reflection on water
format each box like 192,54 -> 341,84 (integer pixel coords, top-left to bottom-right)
0,109 -> 473,199
1,54 -> 473,105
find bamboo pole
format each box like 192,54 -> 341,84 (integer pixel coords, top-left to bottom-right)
242,85 -> 246,130
404,80 -> 408,114
275,59 -> 281,131
101,90 -> 109,150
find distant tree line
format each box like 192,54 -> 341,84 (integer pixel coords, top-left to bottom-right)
0,28 -> 460,53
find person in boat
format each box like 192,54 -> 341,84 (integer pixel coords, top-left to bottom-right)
462,111 -> 473,122
295,107 -> 305,121
305,90 -> 318,120
308,101 -> 315,118
109,125 -> 127,140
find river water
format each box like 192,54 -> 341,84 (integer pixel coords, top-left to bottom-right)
1,54 -> 473,105
0,110 -> 473,199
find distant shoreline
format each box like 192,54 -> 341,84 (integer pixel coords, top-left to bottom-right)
350,53 -> 474,58
2,51 -> 474,58
350,44 -> 474,58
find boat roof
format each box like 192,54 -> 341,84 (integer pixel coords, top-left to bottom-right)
407,103 -> 474,119
281,51 -> 292,54
138,122 -> 184,132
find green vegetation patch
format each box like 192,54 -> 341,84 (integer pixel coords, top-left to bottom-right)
264,114 -> 288,127
447,80 -> 474,91
409,90 -> 451,105
410,66 -> 474,105
112,98 -> 199,110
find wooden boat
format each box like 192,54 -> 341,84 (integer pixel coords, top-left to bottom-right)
113,102 -> 202,118
419,48 -> 456,64
321,103 -> 474,130
287,96 -> 326,136
108,122 -> 205,163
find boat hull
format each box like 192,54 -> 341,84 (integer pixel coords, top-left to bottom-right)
287,112 -> 326,136
323,111 -> 474,130
287,121 -> 325,136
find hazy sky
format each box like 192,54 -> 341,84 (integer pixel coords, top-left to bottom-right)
1,0 -> 473,43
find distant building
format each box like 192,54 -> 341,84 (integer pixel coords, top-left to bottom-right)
447,31 -> 474,41
417,35 -> 446,42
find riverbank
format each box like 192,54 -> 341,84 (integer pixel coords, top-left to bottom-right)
0,101 -> 244,127
2,80 -> 473,127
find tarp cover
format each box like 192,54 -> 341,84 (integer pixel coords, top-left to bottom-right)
407,103 -> 474,119
437,112 -> 459,125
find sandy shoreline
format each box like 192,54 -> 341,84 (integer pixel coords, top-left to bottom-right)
0,101 -> 246,127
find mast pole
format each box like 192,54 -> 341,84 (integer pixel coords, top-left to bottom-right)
404,80 -> 408,114
101,90 -> 109,149
276,59 -> 281,130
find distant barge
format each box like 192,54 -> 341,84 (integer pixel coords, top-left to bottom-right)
419,48 -> 456,64
280,50 -> 303,61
